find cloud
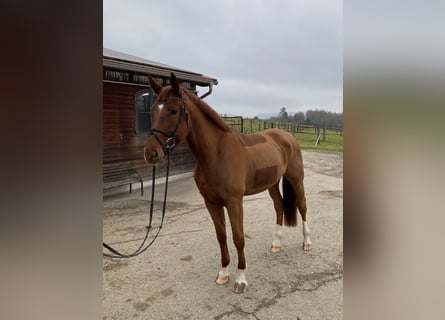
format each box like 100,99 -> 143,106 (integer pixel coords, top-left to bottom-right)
204,77 -> 342,117
104,0 -> 342,117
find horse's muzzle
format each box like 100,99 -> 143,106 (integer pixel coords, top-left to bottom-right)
144,147 -> 162,164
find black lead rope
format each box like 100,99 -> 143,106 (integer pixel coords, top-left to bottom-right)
103,149 -> 172,259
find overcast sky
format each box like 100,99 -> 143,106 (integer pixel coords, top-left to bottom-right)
103,0 -> 342,118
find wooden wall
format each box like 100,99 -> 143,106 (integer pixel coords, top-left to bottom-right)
103,81 -> 196,182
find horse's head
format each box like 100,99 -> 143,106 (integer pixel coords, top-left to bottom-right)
144,73 -> 189,164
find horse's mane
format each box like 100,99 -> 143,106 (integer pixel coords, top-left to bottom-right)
183,89 -> 231,132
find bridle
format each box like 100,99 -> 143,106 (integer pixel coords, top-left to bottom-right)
149,93 -> 188,155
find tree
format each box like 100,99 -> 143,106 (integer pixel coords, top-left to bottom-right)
293,112 -> 305,124
279,107 -> 289,121
305,109 -> 343,129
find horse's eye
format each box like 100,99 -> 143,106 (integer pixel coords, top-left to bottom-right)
171,109 -> 178,115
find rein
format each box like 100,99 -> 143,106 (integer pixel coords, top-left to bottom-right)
103,96 -> 187,258
103,149 -> 172,258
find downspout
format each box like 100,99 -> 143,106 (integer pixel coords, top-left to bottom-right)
199,82 -> 213,99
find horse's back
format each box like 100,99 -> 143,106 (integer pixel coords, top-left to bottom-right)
262,128 -> 302,153
232,129 -> 267,147
232,128 -> 298,149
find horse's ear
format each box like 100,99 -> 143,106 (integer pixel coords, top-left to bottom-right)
149,75 -> 162,95
170,72 -> 181,95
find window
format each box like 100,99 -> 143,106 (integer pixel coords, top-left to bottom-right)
134,89 -> 155,135
105,70 -> 129,82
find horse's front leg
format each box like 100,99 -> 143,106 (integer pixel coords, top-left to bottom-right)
205,199 -> 230,285
226,198 -> 248,293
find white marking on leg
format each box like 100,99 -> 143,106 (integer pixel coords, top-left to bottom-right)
233,268 -> 248,293
302,221 -> 312,250
158,103 -> 164,112
271,224 -> 283,252
218,267 -> 229,278
236,269 -> 247,285
216,267 -> 230,285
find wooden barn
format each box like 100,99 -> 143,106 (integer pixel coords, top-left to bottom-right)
103,48 -> 218,194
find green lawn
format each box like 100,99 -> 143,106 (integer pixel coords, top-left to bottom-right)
224,117 -> 343,152
294,130 -> 343,152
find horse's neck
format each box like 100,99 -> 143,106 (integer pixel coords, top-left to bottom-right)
186,106 -> 226,166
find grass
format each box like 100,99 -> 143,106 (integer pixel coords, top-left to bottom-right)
294,130 -> 343,152
224,117 -> 343,152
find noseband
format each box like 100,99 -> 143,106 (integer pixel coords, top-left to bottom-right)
149,94 -> 188,155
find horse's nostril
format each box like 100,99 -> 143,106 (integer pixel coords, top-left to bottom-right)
144,148 -> 160,163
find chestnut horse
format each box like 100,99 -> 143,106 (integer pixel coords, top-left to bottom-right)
144,73 -> 311,293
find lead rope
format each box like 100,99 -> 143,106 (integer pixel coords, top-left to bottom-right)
103,149 -> 172,258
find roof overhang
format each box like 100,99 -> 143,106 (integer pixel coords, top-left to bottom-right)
103,48 -> 218,86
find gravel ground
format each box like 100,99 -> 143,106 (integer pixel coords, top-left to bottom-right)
103,150 -> 343,320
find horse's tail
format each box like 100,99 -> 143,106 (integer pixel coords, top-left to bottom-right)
282,177 -> 298,227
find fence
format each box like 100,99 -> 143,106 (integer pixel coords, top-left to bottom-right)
222,116 -> 244,132
222,116 -> 343,147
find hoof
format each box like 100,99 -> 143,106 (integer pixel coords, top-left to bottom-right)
233,282 -> 248,294
270,245 -> 281,253
303,242 -> 312,251
215,274 -> 230,285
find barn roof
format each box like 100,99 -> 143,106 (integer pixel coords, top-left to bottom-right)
103,48 -> 218,86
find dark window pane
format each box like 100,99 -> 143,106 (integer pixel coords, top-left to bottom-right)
134,90 -> 153,135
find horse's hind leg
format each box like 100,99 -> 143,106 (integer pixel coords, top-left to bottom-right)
285,152 -> 312,251
205,199 -> 231,285
268,182 -> 284,253
294,180 -> 312,251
